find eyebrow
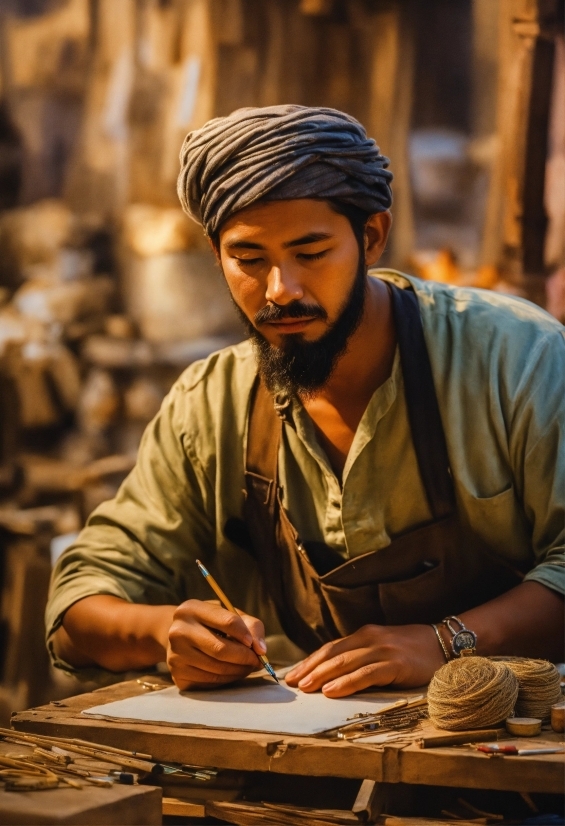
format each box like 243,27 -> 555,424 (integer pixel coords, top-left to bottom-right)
225,232 -> 333,251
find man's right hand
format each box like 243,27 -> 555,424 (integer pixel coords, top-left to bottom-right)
166,599 -> 267,690
55,595 -> 266,684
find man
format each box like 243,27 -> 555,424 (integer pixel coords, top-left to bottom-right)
48,106 -> 564,697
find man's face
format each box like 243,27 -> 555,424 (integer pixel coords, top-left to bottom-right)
219,199 -> 361,344
217,199 -> 368,396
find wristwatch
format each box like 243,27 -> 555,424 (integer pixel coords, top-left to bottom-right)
443,616 -> 477,657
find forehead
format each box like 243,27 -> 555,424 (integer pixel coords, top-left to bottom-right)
218,198 -> 350,246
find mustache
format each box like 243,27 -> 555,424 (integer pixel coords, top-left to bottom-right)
254,302 -> 327,325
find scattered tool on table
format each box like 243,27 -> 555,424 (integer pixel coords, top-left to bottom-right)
325,695 -> 428,740
0,727 -> 217,792
195,558 -> 279,683
417,728 -> 506,748
475,743 -> 565,756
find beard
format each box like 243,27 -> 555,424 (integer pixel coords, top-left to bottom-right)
231,257 -> 368,399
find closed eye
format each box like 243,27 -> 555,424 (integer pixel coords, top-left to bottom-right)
297,250 -> 329,261
234,256 -> 263,265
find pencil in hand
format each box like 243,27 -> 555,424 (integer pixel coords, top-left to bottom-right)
195,559 -> 279,683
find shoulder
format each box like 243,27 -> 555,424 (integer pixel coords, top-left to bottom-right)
375,269 -> 564,372
175,338 -> 256,394
376,269 -> 563,340
374,270 -> 564,422
162,339 -> 257,442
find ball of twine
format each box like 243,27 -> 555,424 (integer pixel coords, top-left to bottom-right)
493,657 -> 562,720
427,657 -> 519,731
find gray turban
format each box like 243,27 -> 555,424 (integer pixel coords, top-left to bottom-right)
177,105 -> 393,237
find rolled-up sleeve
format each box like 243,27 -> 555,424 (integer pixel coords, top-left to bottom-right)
46,382 -> 216,674
511,330 -> 565,595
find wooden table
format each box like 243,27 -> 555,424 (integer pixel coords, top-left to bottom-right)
10,677 -> 565,822
0,738 -> 162,826
0,783 -> 162,825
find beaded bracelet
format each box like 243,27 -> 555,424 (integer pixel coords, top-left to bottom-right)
430,623 -> 451,663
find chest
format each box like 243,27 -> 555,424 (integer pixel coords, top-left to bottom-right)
302,398 -> 369,478
280,387 -> 432,559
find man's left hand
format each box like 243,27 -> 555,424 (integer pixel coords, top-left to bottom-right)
285,624 -> 445,697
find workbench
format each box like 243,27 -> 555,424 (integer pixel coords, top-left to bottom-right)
10,677 -> 565,824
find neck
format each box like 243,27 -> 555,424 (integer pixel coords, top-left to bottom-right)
303,276 -> 395,410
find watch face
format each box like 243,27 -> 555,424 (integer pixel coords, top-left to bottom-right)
452,629 -> 477,656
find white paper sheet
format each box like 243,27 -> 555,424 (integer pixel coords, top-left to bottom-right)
83,680 -> 416,736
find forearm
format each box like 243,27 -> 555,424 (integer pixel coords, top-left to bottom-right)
53,595 -> 176,672
457,581 -> 564,661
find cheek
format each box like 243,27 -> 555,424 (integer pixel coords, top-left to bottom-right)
222,262 -> 263,311
312,248 -> 359,310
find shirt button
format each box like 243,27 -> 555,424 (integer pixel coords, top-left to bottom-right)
331,499 -> 340,508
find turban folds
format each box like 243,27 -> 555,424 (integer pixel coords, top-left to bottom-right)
177,105 -> 393,237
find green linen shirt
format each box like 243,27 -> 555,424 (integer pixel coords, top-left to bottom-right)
46,272 -> 565,676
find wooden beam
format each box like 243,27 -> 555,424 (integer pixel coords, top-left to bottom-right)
352,778 -> 390,821
364,1 -> 416,270
481,0 -> 561,279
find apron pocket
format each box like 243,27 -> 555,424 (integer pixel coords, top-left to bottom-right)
379,563 -> 448,625
319,581 -> 385,637
456,483 -> 532,564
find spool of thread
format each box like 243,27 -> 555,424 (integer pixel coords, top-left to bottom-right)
551,701 -> 565,733
505,717 -> 542,737
494,658 -> 562,720
427,657 -> 519,731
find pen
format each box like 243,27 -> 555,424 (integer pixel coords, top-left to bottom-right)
195,559 -> 279,683
476,744 -> 565,756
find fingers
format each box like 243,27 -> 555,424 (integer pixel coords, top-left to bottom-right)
171,662 -> 247,691
176,600 -> 266,655
178,600 -> 254,646
321,661 -> 399,697
170,617 -> 258,668
285,626 -> 403,695
286,624 -> 441,696
169,641 -> 255,677
237,610 -> 267,656
285,635 -> 358,686
167,599 -> 268,690
286,642 -> 400,696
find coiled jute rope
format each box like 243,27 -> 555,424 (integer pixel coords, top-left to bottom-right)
493,657 -> 562,720
427,657 -> 519,731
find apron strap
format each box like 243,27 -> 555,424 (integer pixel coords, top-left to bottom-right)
246,376 -> 281,480
389,283 -> 456,519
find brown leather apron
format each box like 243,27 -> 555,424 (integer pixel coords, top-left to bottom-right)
229,284 -> 528,655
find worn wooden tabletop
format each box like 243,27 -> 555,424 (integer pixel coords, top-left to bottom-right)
10,678 -> 564,795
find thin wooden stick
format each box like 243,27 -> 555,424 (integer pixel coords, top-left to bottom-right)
0,727 -> 152,760
69,737 -> 152,760
0,731 -> 155,773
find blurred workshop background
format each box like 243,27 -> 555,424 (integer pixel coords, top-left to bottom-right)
0,0 -> 563,723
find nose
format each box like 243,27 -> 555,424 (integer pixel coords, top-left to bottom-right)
265,265 -> 304,306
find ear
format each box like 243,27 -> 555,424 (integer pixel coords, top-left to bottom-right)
364,211 -> 392,267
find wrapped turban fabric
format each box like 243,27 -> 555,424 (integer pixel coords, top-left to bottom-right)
177,104 -> 393,237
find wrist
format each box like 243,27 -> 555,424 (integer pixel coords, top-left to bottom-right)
457,608 -> 500,656
424,624 -> 448,672
134,604 -> 176,661
151,605 -> 176,656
